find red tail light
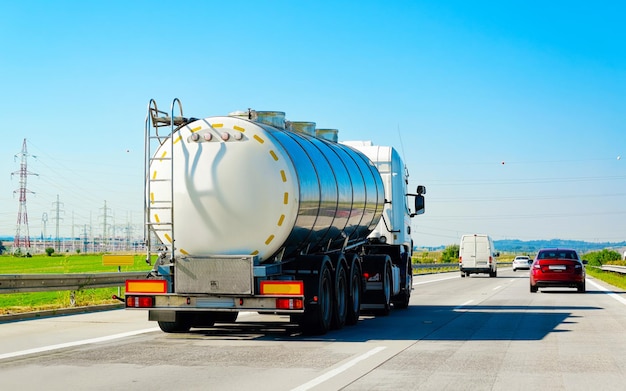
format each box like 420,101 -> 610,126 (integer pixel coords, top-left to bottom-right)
276,298 -> 303,310
126,296 -> 154,308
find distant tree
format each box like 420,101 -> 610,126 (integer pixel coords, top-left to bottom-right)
584,249 -> 621,266
45,247 -> 55,256
440,244 -> 460,263
0,241 -> 5,255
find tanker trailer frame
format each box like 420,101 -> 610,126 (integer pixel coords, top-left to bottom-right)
123,99 -> 426,335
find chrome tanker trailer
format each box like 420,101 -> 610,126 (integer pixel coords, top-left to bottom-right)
124,99 -> 426,335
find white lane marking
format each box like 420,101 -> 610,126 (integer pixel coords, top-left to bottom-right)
454,300 -> 474,310
413,275 -> 458,286
291,346 -> 387,391
493,285 -> 502,291
586,279 -> 626,306
0,327 -> 160,361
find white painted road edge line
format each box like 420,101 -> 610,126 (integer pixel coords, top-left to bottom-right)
586,278 -> 626,306
291,346 -> 387,391
0,327 -> 160,361
454,300 -> 474,311
413,275 -> 458,286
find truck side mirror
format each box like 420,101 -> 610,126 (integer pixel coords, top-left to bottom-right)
411,194 -> 425,217
409,185 -> 426,217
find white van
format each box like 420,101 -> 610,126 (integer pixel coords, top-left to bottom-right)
459,234 -> 498,277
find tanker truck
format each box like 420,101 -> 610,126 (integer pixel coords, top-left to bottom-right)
123,99 -> 426,335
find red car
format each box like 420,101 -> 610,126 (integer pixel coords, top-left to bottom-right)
530,248 -> 587,293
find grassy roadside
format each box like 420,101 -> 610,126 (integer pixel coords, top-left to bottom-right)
0,253 -> 150,315
586,267 -> 626,290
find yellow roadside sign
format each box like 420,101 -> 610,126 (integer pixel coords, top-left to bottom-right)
102,254 -> 135,266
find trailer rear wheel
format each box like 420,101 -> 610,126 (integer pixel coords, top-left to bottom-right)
346,259 -> 362,326
157,312 -> 192,333
331,260 -> 348,330
300,258 -> 333,335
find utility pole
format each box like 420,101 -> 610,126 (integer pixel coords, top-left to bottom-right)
51,194 -> 64,252
101,201 -> 112,252
12,138 -> 38,254
41,212 -> 48,252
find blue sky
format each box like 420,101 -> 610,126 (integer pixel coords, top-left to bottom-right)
1,0 -> 624,247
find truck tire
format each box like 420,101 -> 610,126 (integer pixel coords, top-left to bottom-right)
331,259 -> 348,330
392,257 -> 412,309
210,311 -> 239,324
375,261 -> 392,316
157,312 -> 192,333
345,255 -> 362,326
299,257 -> 333,335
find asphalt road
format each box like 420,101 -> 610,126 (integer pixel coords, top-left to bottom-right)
1,268 -> 625,390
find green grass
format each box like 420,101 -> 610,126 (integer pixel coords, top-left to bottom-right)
586,267 -> 626,290
0,253 -> 151,315
0,253 -> 151,274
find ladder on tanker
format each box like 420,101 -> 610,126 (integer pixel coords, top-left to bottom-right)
144,99 -> 188,265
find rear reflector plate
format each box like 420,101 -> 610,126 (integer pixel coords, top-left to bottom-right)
126,280 -> 167,294
260,281 -> 303,296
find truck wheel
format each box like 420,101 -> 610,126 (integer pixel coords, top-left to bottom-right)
300,259 -> 333,335
392,262 -> 412,309
331,260 -> 348,330
460,271 -> 465,278
213,311 -> 239,323
157,312 -> 191,333
374,262 -> 392,316
345,260 -> 362,326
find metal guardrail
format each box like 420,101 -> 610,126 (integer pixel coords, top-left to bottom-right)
600,265 -> 626,274
414,262 -> 511,269
0,272 -> 149,294
414,263 -> 458,269
1,266 -> 462,294
4,262 -> 616,295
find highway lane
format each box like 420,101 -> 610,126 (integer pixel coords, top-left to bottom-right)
1,269 -> 625,390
